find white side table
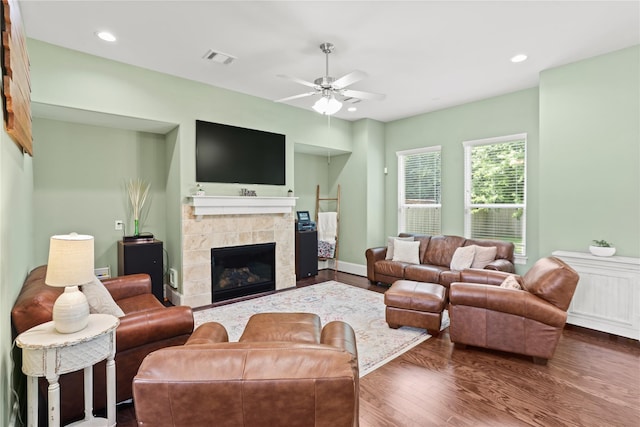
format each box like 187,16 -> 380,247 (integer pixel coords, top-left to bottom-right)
16,314 -> 119,427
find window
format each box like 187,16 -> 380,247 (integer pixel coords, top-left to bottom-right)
397,146 -> 441,235
463,134 -> 526,259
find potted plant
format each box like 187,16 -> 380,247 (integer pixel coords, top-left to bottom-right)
589,239 -> 616,257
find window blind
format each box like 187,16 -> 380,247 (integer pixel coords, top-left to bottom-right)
397,147 -> 441,235
464,135 -> 526,256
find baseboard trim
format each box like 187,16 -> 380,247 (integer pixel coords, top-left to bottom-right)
335,261 -> 367,277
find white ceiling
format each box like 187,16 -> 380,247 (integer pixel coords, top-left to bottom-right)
20,1 -> 640,123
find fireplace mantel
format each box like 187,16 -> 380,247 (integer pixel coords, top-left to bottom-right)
189,195 -> 296,216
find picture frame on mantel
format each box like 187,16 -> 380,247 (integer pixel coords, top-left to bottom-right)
1,0 -> 32,155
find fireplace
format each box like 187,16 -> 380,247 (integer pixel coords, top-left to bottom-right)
211,242 -> 276,302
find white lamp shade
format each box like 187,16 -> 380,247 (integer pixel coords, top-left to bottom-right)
45,233 -> 94,334
45,233 -> 95,287
312,96 -> 342,115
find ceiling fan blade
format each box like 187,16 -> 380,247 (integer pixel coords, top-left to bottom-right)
332,70 -> 368,89
277,74 -> 318,89
341,89 -> 386,101
274,91 -> 317,103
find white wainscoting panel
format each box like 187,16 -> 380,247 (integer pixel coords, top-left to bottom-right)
553,250 -> 639,340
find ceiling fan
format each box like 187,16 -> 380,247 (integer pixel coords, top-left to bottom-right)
275,42 -> 385,115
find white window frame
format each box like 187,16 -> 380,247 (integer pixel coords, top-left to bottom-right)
397,146 -> 442,235
463,134 -> 527,264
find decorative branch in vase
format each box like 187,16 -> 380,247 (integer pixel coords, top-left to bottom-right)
127,178 -> 150,236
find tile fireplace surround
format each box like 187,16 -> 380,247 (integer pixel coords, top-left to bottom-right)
175,196 -> 297,307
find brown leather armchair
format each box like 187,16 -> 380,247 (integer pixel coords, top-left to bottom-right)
11,265 -> 194,424
448,257 -> 579,364
133,314 -> 359,427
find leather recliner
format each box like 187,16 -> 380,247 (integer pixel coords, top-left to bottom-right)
11,265 -> 194,424
133,315 -> 359,427
448,256 -> 579,364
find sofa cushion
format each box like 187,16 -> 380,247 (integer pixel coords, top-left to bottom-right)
404,264 -> 447,284
385,236 -> 414,260
424,235 -> 466,267
471,245 -> 498,268
500,275 -> 522,290
392,240 -> 420,264
450,246 -> 476,271
117,293 -> 165,315
465,238 -> 514,262
82,276 -> 125,317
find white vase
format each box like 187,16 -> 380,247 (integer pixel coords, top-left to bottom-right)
589,246 -> 616,257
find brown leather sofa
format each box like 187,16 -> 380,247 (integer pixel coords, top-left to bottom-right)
448,256 -> 579,364
366,234 -> 515,289
11,265 -> 194,424
133,313 -> 359,427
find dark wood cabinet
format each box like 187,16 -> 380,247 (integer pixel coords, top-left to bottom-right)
295,230 -> 318,279
118,239 -> 164,302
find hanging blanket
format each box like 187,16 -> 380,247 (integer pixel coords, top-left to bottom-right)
317,212 -> 337,258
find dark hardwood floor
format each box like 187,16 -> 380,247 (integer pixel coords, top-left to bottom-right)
117,270 -> 640,426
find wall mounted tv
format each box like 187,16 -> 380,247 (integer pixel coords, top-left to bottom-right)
195,120 -> 286,185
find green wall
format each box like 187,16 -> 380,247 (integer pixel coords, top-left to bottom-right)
539,45 -> 640,257
329,119 -> 386,265
294,152 -> 330,216
1,106 -> 34,425
385,88 -> 540,272
32,118 -> 169,274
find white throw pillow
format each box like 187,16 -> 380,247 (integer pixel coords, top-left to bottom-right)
500,275 -> 522,290
82,276 -> 125,317
471,245 -> 498,268
450,245 -> 476,271
385,236 -> 414,260
392,239 -> 420,264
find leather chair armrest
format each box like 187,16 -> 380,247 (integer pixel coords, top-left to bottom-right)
458,269 -> 517,286
321,321 -> 358,360
440,270 -> 460,289
365,247 -> 387,281
186,322 -> 229,346
449,283 -> 567,327
484,258 -> 516,273
103,274 -> 152,301
116,306 -> 194,351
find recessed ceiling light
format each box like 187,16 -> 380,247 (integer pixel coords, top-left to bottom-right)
96,31 -> 116,42
347,107 -> 357,112
511,54 -> 528,63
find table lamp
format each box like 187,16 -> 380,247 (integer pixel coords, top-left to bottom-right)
45,233 -> 95,334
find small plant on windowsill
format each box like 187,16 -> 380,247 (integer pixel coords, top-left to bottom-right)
589,240 -> 616,257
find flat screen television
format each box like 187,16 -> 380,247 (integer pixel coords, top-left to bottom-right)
195,120 -> 286,185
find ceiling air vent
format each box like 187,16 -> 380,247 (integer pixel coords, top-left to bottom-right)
202,49 -> 236,65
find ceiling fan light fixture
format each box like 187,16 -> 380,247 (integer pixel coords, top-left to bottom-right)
312,96 -> 342,115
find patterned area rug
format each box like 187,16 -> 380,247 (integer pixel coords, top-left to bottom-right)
193,281 -> 449,377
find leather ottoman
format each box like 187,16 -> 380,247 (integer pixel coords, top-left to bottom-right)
384,280 -> 446,336
239,312 -> 322,343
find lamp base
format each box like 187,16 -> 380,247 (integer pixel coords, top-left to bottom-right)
52,286 -> 90,333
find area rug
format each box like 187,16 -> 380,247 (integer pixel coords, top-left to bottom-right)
193,281 -> 449,377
